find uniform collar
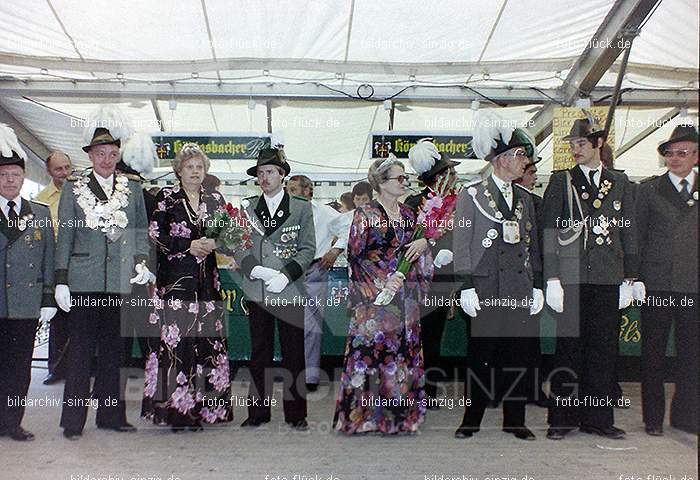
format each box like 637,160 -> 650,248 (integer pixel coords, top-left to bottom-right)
578,162 -> 602,185
263,188 -> 284,213
490,173 -> 511,192
0,194 -> 21,215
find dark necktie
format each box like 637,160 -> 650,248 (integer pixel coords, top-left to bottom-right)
7,200 -> 19,228
588,170 -> 599,197
679,179 -> 691,202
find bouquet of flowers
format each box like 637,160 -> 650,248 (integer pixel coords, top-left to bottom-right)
205,203 -> 253,252
374,172 -> 459,306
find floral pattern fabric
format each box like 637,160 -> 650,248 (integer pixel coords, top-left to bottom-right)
333,201 -> 433,434
141,185 -> 233,428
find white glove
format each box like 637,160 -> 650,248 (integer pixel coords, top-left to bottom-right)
130,262 -> 156,285
619,282 -> 634,309
546,279 -> 564,313
250,266 -> 279,282
459,288 -> 481,317
39,307 -> 58,324
632,281 -> 646,302
433,249 -> 454,268
55,284 -> 72,312
265,272 -> 290,294
530,288 -> 544,315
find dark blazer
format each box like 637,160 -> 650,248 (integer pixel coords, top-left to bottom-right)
635,172 -> 698,293
453,177 -> 542,306
542,166 -> 638,285
0,199 -> 55,318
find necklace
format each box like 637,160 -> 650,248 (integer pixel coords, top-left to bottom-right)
182,190 -> 202,225
378,199 -> 400,219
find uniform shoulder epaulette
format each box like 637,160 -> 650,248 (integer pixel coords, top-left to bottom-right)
462,178 -> 483,189
292,195 -> 309,202
513,183 -> 530,193
550,168 -> 568,174
639,175 -> 658,184
30,199 -> 49,207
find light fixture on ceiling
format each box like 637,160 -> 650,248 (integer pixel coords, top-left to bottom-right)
482,72 -> 490,81
169,99 -> 177,111
40,68 -> 48,75
470,100 -> 480,111
248,99 -> 256,110
191,72 -> 199,79
335,72 -> 343,80
116,72 -> 124,80
262,69 -> 270,76
408,74 -> 416,82
383,99 -> 392,111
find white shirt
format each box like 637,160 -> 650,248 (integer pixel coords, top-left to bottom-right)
311,201 -> 348,259
0,195 -> 21,219
263,188 -> 285,217
491,173 -> 513,209
94,172 -> 114,197
668,170 -> 696,193
578,163 -> 603,188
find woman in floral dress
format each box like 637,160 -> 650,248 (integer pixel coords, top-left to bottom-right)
142,144 -> 232,431
334,157 -> 433,434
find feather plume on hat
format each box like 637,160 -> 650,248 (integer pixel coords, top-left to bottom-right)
271,131 -> 285,149
120,132 -> 156,174
0,123 -> 27,160
408,138 -> 440,176
471,110 -> 515,160
82,105 -> 133,144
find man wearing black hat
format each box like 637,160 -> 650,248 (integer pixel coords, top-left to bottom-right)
636,124 -> 698,436
404,139 -> 460,407
55,108 -> 152,439
453,123 -> 544,440
542,116 -> 640,440
0,124 -> 57,441
234,144 -> 315,430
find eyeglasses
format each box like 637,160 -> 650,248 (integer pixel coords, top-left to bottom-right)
661,149 -> 697,159
387,175 -> 410,183
503,149 -> 529,159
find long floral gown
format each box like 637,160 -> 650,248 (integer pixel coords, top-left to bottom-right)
333,200 -> 433,434
141,185 -> 232,428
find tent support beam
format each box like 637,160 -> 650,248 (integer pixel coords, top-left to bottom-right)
615,107 -> 680,158
527,0 -> 663,144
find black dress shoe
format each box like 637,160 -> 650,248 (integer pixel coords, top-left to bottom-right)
503,427 -> 536,440
645,425 -> 663,436
97,423 -> 137,433
63,429 -> 82,440
240,417 -> 269,428
454,425 -> 478,439
579,424 -> 626,439
287,419 -> 309,431
8,427 -> 34,441
43,373 -> 64,385
305,383 -> 319,392
546,428 -> 573,440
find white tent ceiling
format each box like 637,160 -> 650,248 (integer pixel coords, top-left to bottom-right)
0,0 -> 697,181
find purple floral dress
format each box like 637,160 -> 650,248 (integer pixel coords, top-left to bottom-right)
333,200 -> 433,434
141,185 -> 232,428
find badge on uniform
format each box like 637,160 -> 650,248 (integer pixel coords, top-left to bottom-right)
487,228 -> 498,240
503,220 -> 520,244
581,192 -> 590,200
613,200 -> 621,211
592,199 -> 602,209
33,229 -> 42,241
482,238 -> 492,248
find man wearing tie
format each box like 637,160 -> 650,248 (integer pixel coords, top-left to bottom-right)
453,121 -> 544,440
55,107 -> 153,439
234,143 -> 316,430
636,125 -> 698,436
542,117 -> 641,440
0,123 -> 57,441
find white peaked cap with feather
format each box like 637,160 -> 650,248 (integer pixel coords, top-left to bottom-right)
0,123 -> 27,161
408,138 -> 440,176
82,105 -> 134,145
120,132 -> 156,174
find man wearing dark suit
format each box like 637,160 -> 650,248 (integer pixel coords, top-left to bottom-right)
542,117 -> 640,440
234,144 -> 316,430
0,124 -> 57,441
453,126 -> 544,440
55,113 -> 152,440
636,125 -> 698,436
404,138 -> 460,407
